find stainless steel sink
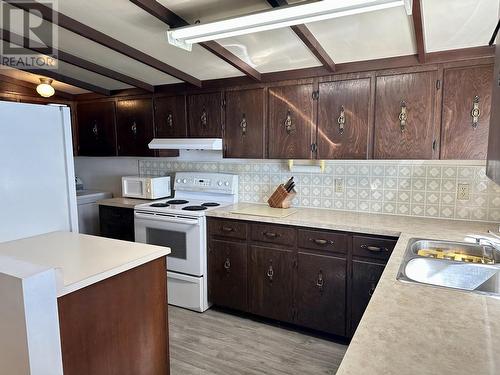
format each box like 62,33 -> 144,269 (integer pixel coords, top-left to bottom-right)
396,238 -> 500,296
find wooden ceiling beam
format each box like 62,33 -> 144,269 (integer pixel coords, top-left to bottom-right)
1,29 -> 154,92
5,0 -> 202,87
267,0 -> 335,72
129,0 -> 261,81
412,0 -> 426,63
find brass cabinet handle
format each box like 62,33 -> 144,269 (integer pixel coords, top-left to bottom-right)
267,265 -> 274,281
224,258 -> 231,271
337,105 -> 345,135
361,244 -> 388,252
131,121 -> 137,135
263,231 -> 279,238
368,283 -> 376,296
221,226 -> 234,232
284,110 -> 294,134
166,113 -> 173,128
398,100 -> 407,133
316,271 -> 324,289
92,121 -> 98,137
471,95 -> 480,129
309,238 -> 333,246
240,113 -> 247,135
201,108 -> 208,127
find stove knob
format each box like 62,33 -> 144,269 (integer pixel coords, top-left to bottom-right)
217,181 -> 223,186
176,178 -> 181,183
224,181 -> 230,186
182,179 -> 187,184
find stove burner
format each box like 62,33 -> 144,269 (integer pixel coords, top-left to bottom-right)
202,202 -> 220,207
150,202 -> 170,207
182,205 -> 208,211
167,199 -> 189,205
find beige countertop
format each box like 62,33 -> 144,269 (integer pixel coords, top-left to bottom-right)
207,203 -> 500,375
97,197 -> 150,209
0,232 -> 170,297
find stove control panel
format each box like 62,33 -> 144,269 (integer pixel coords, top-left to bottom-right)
174,172 -> 238,194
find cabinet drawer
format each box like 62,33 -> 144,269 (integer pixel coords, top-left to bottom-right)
208,219 -> 247,240
298,229 -> 347,254
352,235 -> 397,261
251,224 -> 296,247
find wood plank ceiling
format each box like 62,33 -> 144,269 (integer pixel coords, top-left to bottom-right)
0,0 -> 497,95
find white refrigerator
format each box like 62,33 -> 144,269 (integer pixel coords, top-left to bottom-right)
0,101 -> 78,243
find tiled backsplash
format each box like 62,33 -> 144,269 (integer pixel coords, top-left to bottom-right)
139,159 -> 500,223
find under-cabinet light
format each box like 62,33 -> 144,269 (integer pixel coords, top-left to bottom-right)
167,0 -> 411,50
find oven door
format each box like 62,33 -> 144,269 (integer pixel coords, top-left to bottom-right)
134,211 -> 205,276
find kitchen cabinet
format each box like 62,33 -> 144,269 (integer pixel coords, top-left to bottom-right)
187,92 -> 222,137
248,245 -> 294,323
208,239 -> 248,311
487,45 -> 500,184
99,205 -> 134,242
116,98 -> 155,156
441,64 -> 494,160
317,78 -> 371,159
374,70 -> 438,159
154,95 -> 187,138
77,101 -> 116,156
268,84 -> 315,159
224,88 -> 266,158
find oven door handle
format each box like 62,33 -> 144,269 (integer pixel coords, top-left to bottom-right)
135,212 -> 201,226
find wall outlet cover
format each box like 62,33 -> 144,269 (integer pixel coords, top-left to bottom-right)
335,178 -> 344,193
457,183 -> 470,201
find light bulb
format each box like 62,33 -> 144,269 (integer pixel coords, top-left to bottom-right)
36,78 -> 55,98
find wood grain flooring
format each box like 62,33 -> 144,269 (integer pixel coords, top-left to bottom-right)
168,306 -> 347,375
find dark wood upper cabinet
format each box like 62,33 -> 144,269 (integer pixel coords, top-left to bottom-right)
154,95 -> 187,138
187,92 -> 222,137
487,45 -> 500,184
317,78 -> 371,159
374,70 -> 438,159
224,88 -> 266,158
441,64 -> 494,160
268,84 -> 315,159
77,101 -> 116,156
115,98 -> 155,157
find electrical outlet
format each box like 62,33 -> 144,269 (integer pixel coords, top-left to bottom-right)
335,178 -> 344,193
457,183 -> 470,201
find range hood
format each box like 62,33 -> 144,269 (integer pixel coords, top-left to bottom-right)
148,138 -> 223,150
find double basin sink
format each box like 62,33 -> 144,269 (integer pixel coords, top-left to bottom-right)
397,238 -> 500,297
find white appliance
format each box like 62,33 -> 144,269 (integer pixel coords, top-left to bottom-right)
0,101 -> 78,243
77,190 -> 112,235
122,175 -> 171,199
148,138 -> 222,150
134,172 -> 238,312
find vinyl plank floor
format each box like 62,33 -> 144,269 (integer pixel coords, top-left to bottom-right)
169,306 -> 347,375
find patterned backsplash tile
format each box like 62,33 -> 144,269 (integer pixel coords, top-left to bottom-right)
139,159 -> 500,223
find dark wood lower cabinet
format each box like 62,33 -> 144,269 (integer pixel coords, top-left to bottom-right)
350,260 -> 385,335
297,252 -> 346,335
99,205 -> 134,242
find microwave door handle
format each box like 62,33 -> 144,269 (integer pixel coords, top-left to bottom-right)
134,212 -> 200,226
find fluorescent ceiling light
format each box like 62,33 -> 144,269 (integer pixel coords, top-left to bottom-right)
168,0 -> 412,50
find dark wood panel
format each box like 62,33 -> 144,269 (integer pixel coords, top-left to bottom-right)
248,245 -> 294,323
187,92 -> 222,137
352,235 -> 397,261
317,78 -> 371,159
208,240 -> 248,311
351,260 -> 385,336
116,98 -> 155,156
154,95 -> 187,138
58,258 -> 169,375
441,65 -> 493,159
297,229 -> 347,254
224,88 -> 266,158
297,252 -> 346,335
77,101 -> 116,156
208,219 -> 247,240
251,223 -> 296,247
99,205 -> 134,242
374,70 -> 437,159
487,44 -> 500,183
268,84 -> 314,159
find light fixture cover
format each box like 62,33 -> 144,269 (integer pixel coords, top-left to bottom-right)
36,78 -> 55,98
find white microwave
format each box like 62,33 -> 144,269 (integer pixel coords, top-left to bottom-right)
122,176 -> 171,200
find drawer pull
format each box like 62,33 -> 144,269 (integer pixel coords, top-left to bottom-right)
316,271 -> 324,289
221,226 -> 234,232
368,284 -> 376,296
267,265 -> 274,281
223,258 -> 231,271
361,244 -> 388,252
309,238 -> 333,246
263,231 -> 279,238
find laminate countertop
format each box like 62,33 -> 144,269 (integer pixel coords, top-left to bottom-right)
97,197 -> 151,209
0,231 -> 170,297
207,203 -> 500,375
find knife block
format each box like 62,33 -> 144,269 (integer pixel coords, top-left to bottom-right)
268,184 -> 296,209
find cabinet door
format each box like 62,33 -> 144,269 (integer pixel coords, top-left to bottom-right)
154,95 -> 187,138
296,252 -> 346,335
374,70 -> 437,159
441,65 -> 493,159
248,245 -> 294,322
351,260 -> 385,335
268,84 -> 314,159
208,240 -> 248,311
317,78 -> 371,159
116,99 -> 155,156
77,101 -> 116,156
187,92 -> 222,137
224,88 -> 265,158
487,45 -> 500,184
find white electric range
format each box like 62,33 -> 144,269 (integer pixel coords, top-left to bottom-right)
134,172 -> 238,312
